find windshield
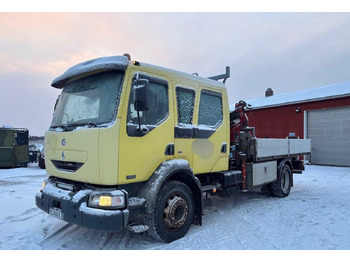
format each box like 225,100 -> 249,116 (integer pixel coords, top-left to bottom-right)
51,70 -> 124,129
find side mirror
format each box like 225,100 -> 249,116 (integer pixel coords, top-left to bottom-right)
133,78 -> 149,112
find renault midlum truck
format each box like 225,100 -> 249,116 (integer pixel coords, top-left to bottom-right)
36,54 -> 310,242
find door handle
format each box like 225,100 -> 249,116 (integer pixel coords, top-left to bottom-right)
165,144 -> 175,155
221,143 -> 227,153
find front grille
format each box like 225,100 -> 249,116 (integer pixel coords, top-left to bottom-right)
51,160 -> 84,172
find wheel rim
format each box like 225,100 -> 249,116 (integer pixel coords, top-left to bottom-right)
281,167 -> 290,193
163,194 -> 189,230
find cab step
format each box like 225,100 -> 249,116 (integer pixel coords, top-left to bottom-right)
201,185 -> 216,193
128,224 -> 150,233
128,197 -> 146,209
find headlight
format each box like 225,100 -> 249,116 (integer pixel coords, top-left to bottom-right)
88,190 -> 125,209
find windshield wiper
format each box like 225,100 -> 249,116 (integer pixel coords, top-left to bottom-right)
65,122 -> 98,128
51,122 -> 98,131
87,122 -> 98,127
50,125 -> 68,131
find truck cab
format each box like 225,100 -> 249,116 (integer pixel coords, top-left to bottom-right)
36,54 -> 230,242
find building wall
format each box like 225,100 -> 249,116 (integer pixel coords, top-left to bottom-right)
246,96 -> 350,139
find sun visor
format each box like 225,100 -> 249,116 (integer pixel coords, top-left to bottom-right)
51,55 -> 129,88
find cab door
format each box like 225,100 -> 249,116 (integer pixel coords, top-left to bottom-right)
191,88 -> 229,174
118,70 -> 174,185
174,86 -> 196,167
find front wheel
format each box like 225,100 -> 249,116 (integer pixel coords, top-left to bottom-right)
271,163 -> 292,197
145,180 -> 195,243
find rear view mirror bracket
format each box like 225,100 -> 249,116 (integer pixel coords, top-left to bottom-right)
133,73 -> 150,132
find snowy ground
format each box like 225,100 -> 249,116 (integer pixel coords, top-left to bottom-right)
0,164 -> 349,250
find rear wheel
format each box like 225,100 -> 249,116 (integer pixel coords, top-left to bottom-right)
271,163 -> 292,197
145,180 -> 195,243
261,183 -> 273,196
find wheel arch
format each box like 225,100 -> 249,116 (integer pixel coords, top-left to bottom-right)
138,159 -> 202,226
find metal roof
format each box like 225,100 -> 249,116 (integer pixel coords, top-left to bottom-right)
242,82 -> 350,110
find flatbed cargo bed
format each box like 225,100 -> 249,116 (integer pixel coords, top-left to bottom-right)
253,138 -> 311,162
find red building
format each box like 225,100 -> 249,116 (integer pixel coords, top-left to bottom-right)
241,83 -> 350,167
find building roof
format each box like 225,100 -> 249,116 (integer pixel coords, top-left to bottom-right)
242,82 -> 350,110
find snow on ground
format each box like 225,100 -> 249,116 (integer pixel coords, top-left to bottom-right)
0,164 -> 349,250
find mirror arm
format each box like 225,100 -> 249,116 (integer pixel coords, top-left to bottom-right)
137,110 -> 142,132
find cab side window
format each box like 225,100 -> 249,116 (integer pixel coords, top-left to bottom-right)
127,74 -> 168,136
176,87 -> 195,125
198,90 -> 223,128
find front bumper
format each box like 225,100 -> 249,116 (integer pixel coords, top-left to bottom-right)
35,179 -> 129,232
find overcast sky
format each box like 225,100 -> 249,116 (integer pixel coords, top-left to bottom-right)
1,11 -> 350,136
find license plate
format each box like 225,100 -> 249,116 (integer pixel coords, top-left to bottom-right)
49,207 -> 64,220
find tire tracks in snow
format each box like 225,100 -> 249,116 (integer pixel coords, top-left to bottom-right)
198,193 -> 279,249
98,230 -> 134,250
97,232 -> 115,250
229,196 -> 280,249
39,223 -> 80,249
0,208 -> 41,226
116,230 -> 133,250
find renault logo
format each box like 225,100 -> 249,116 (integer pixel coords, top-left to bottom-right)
61,139 -> 66,146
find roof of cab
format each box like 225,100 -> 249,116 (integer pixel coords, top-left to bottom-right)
137,61 -> 226,90
51,55 -> 226,90
51,55 -> 129,88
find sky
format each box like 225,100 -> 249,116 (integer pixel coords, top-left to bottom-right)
1,5 -> 350,136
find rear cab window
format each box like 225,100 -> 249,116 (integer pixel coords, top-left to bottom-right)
194,89 -> 223,139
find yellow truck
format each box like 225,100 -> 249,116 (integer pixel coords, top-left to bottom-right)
36,54 -> 311,242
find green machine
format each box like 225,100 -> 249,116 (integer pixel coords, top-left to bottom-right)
0,127 -> 29,168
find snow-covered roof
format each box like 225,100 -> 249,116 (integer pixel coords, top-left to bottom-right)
140,62 -> 226,90
51,55 -> 226,90
240,82 -> 350,110
51,55 -> 129,89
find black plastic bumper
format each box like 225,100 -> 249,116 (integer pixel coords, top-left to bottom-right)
35,181 -> 129,232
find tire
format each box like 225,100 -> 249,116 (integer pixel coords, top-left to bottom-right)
145,180 -> 195,243
261,183 -> 273,196
271,163 -> 292,197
